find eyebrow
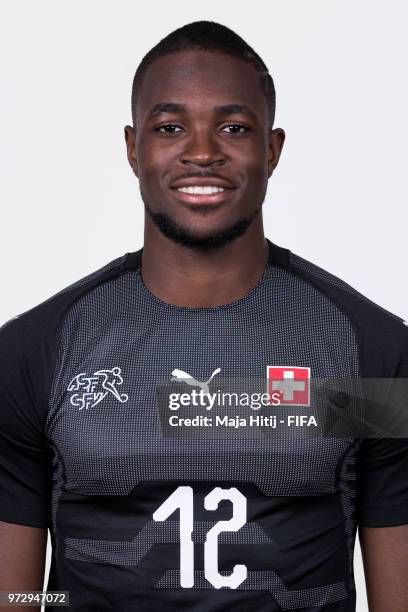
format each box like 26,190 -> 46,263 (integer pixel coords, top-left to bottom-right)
213,104 -> 257,120
148,103 -> 186,117
148,102 -> 257,120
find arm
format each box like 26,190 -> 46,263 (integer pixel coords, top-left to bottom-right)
0,521 -> 47,612
360,524 -> 408,612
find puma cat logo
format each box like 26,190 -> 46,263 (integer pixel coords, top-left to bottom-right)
170,367 -> 221,397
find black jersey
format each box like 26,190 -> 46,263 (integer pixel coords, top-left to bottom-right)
0,238 -> 407,612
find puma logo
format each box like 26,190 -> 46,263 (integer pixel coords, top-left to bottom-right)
170,367 -> 221,398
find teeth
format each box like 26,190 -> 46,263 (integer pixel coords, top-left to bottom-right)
177,186 -> 225,195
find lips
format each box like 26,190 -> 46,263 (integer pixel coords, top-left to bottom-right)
169,176 -> 236,206
170,188 -> 235,206
177,185 -> 225,195
170,176 -> 236,190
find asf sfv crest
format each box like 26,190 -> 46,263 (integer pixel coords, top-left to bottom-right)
67,366 -> 129,410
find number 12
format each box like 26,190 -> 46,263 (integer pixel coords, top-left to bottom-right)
153,485 -> 247,589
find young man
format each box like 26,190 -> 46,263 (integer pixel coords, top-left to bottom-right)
0,20 -> 407,612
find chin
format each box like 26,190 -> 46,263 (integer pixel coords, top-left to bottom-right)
144,199 -> 257,250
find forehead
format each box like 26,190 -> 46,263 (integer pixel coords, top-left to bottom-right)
136,49 -> 268,123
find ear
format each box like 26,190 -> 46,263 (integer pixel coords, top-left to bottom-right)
267,128 -> 285,177
124,125 -> 139,178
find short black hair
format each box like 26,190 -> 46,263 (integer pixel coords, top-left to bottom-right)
131,20 -> 276,129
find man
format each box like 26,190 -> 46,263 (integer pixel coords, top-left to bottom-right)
0,20 -> 407,612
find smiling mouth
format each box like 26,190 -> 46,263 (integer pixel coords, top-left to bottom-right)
171,184 -> 236,205
177,186 -> 226,195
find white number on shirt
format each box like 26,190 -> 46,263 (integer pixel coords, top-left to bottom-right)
153,485 -> 247,589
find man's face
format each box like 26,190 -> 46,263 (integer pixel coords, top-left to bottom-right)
125,49 -> 285,251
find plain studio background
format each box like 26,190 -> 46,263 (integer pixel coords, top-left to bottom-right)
1,1 -> 407,610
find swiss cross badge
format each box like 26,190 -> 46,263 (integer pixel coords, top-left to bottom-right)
267,366 -> 311,406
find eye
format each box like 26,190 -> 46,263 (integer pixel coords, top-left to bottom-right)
155,124 -> 183,134
221,124 -> 249,134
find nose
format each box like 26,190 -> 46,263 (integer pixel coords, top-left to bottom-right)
180,129 -> 226,167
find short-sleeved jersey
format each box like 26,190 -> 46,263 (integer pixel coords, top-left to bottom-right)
0,238 -> 407,612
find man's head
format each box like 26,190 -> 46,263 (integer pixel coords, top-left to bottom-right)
124,21 -> 285,252
131,21 -> 276,131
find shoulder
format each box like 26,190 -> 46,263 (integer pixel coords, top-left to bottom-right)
286,249 -> 408,376
0,252 -> 137,427
0,253 -> 129,349
0,252 -> 134,406
288,251 -> 404,322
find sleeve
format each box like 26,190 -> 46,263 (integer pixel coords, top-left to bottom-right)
357,321 -> 408,528
0,315 -> 52,528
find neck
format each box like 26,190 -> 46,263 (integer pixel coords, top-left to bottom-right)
140,221 -> 269,308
